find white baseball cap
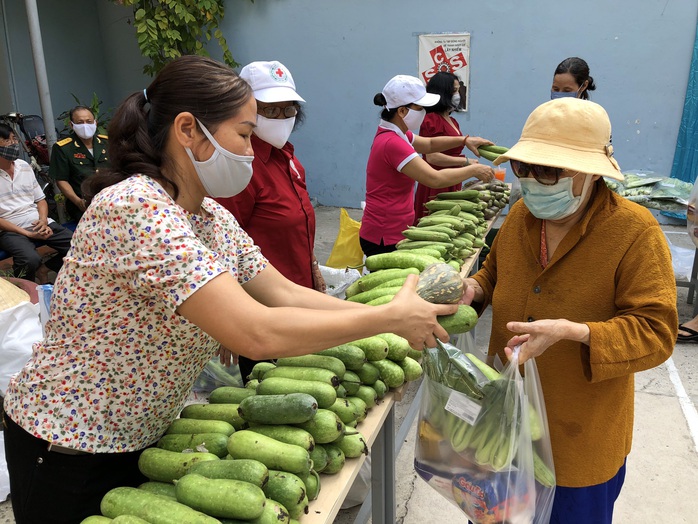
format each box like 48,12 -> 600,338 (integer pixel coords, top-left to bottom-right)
382,75 -> 440,109
239,60 -> 305,103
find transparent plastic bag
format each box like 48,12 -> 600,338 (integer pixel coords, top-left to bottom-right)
192,357 -> 243,393
414,342 -> 555,524
687,176 -> 698,249
319,265 -> 361,299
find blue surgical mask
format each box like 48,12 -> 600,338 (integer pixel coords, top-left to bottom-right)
520,173 -> 593,220
550,90 -> 578,100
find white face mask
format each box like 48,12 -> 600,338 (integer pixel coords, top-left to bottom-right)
72,122 -> 97,140
185,119 -> 254,198
451,93 -> 461,109
402,108 -> 426,132
254,115 -> 295,149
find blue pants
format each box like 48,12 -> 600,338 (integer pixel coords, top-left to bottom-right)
550,460 -> 627,524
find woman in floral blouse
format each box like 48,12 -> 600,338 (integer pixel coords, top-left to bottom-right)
2,56 -> 458,524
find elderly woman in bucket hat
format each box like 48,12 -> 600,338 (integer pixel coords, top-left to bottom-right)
462,98 -> 677,523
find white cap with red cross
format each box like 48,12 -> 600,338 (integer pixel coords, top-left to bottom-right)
240,61 -> 306,103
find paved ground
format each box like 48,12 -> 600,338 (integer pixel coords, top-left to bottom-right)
1,205 -> 697,523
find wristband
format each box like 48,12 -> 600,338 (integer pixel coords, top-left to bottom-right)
463,134 -> 470,146
464,157 -> 470,167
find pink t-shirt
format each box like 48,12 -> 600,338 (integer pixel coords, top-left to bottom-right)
360,122 -> 419,245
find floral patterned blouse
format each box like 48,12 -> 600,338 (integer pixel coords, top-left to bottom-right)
5,175 -> 267,453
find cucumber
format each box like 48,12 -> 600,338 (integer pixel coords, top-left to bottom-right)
157,433 -> 229,457
227,430 -> 312,477
294,409 -> 344,444
180,404 -> 245,430
218,499 -> 291,524
353,267 -> 420,291
261,366 -> 340,387
275,354 -> 346,379
401,228 -> 453,243
424,199 -> 481,213
340,370 -> 362,395
371,359 -> 406,389
345,397 -> 368,423
372,379 -> 388,399
355,385 -> 377,408
479,144 -> 509,155
238,393 -> 318,425
112,516 -> 151,524
437,304 -> 479,334
398,356 -> 423,382
81,517 -> 113,524
417,215 -> 467,230
351,336 -> 389,361
309,445 -> 329,473
355,362 -> 380,385
377,333 -> 410,361
138,481 -> 178,500
407,224 -> 458,238
326,398 -> 360,425
100,486 -> 220,523
188,458 -> 269,487
264,470 -> 309,520
317,344 -> 366,371
175,473 -> 266,520
166,418 -> 235,437
209,386 -> 256,404
372,276 -> 410,289
395,240 -> 454,253
345,285 -> 403,304
406,347 -> 423,361
320,444 -> 345,474
364,252 -> 442,272
246,424 -> 315,451
366,294 -> 396,306
246,379 -> 260,389
299,469 -> 321,501
335,384 -> 347,398
334,429 -> 369,458
249,362 -> 277,381
435,189 -> 482,201
138,448 -> 220,483
391,249 -> 443,260
256,376 -> 337,409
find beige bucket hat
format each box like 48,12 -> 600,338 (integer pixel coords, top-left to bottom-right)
494,98 -> 624,181
0,277 -> 30,312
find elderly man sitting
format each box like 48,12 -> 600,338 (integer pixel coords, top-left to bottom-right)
0,124 -> 72,283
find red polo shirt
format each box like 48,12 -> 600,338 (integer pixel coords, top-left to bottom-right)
216,135 -> 316,288
360,122 -> 419,245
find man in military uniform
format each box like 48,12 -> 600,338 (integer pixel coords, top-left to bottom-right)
50,106 -> 110,222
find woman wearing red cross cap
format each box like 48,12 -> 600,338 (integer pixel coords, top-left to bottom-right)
360,74 -> 495,257
216,60 -> 325,382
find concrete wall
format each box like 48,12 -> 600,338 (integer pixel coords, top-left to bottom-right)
0,0 -> 141,132
222,0 -> 698,207
2,1 -> 696,208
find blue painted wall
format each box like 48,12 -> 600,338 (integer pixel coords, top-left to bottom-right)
221,0 -> 698,207
2,0 -> 697,209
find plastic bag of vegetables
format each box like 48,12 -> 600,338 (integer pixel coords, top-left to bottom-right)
192,357 -> 243,393
414,341 -> 555,524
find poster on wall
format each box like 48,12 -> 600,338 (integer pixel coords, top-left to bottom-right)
418,33 -> 470,112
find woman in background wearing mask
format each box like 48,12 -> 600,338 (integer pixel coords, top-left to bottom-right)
216,60 -> 324,382
462,98 -> 676,523
360,75 -> 494,257
50,106 -> 110,222
2,56 -> 459,524
551,57 -> 596,100
413,71 -> 494,222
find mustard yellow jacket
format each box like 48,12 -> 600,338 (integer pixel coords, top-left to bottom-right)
472,181 -> 678,487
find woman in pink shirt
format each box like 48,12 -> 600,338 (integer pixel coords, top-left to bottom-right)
359,75 -> 494,257
413,72 -> 494,222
